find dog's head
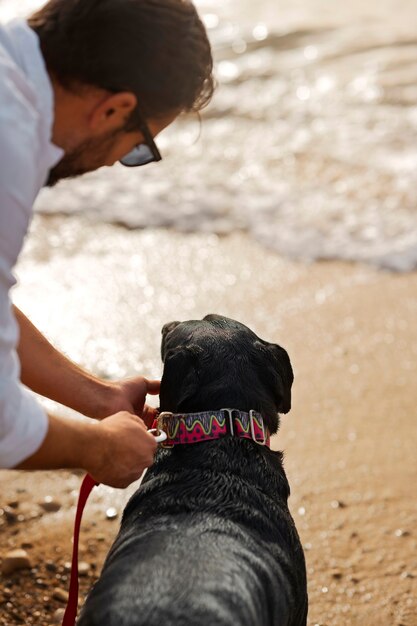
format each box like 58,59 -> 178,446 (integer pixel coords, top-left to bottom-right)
159,314 -> 293,435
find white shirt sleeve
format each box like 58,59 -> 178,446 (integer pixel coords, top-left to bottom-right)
0,54 -> 49,468
0,261 -> 49,468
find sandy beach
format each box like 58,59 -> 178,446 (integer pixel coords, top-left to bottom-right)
0,216 -> 416,625
1,0 -> 416,622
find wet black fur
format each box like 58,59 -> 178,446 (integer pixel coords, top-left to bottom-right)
78,315 -> 308,626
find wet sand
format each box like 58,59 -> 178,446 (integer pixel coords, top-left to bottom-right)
1,217 -> 416,625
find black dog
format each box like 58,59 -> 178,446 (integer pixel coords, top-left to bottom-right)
78,314 -> 308,625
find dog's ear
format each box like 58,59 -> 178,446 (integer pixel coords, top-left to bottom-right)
254,341 -> 294,414
272,344 -> 294,414
160,345 -> 203,412
161,321 -> 181,360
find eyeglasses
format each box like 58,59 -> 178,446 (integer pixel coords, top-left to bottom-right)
119,110 -> 162,167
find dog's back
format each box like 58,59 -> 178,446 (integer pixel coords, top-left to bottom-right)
79,440 -> 307,626
78,315 -> 308,625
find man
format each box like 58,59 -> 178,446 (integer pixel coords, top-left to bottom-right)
0,0 -> 213,487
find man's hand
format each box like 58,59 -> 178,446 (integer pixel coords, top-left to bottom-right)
86,412 -> 158,487
101,377 -> 160,428
17,411 -> 158,489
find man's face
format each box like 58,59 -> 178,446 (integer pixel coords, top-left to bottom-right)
46,113 -> 176,187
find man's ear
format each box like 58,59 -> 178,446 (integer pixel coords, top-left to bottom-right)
89,91 -> 137,132
160,346 -> 203,412
254,341 -> 294,414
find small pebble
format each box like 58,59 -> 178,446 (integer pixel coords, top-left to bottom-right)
330,500 -> 346,509
3,507 -> 18,523
39,496 -> 62,513
52,587 -> 69,603
79,561 -> 91,576
106,507 -> 118,520
1,549 -> 32,575
45,560 -> 57,573
52,608 -> 65,623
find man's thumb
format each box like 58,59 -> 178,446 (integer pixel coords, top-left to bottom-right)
145,379 -> 161,395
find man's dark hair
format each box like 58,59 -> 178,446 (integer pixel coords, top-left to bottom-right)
29,0 -> 214,126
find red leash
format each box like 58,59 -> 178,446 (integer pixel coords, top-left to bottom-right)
60,427 -> 164,626
62,474 -> 98,626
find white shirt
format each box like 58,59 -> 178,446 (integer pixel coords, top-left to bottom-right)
0,19 -> 64,467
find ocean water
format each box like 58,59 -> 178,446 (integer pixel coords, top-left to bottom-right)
1,0 -> 417,270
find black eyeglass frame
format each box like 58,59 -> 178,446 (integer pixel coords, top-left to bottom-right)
119,108 -> 162,167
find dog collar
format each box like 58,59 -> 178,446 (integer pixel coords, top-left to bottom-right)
153,408 -> 270,448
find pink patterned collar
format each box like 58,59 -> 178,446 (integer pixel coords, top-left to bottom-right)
153,408 -> 270,448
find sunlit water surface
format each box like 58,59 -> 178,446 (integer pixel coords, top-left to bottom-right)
1,0 -> 416,269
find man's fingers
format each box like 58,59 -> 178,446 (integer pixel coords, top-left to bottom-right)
136,415 -> 148,430
117,411 -> 148,430
145,379 -> 161,395
84,411 -> 159,488
145,429 -> 158,449
142,405 -> 158,428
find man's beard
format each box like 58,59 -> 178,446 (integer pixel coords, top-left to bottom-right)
46,129 -> 123,187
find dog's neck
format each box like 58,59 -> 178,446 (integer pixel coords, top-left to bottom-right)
155,408 -> 270,448
141,435 -> 291,509
159,396 -> 280,435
